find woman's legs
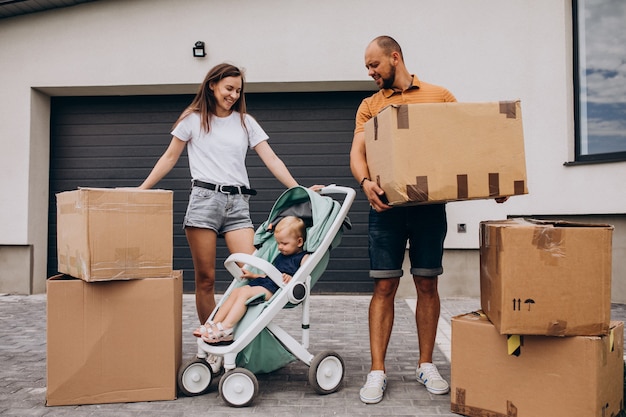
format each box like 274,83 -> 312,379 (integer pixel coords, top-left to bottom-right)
224,227 -> 256,256
186,226 -> 255,326
186,227 -> 218,324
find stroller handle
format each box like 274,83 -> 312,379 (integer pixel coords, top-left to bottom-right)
318,184 -> 357,201
224,253 -> 285,288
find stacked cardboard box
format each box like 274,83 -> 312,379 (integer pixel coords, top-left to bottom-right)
47,188 -> 182,406
450,218 -> 623,417
56,188 -> 174,281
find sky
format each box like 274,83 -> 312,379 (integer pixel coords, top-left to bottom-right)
579,0 -> 626,155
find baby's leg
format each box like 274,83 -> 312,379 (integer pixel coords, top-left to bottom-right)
212,286 -> 244,323
193,286 -> 245,338
220,285 -> 272,330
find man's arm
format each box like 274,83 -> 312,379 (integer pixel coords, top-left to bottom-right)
350,131 -> 391,212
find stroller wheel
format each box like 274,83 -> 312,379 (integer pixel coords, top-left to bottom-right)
308,350 -> 345,394
177,358 -> 214,396
219,367 -> 258,407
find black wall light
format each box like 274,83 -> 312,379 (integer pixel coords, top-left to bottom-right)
193,41 -> 206,58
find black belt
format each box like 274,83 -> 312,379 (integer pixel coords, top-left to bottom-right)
192,180 -> 257,195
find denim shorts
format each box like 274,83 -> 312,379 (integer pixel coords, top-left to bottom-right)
368,204 -> 447,278
183,186 -> 253,235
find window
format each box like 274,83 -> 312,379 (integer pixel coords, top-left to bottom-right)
573,0 -> 626,163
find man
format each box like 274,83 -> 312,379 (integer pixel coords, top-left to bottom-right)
350,35 -> 456,404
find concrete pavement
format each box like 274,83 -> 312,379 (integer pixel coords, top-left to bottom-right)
1,293 -> 624,416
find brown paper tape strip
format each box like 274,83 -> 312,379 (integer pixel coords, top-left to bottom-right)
452,388 -> 518,416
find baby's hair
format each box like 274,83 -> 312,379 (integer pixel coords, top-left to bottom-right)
275,216 -> 307,242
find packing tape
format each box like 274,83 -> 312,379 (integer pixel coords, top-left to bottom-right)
546,320 -> 567,336
499,101 -> 518,119
407,176 -> 429,202
531,227 -> 565,264
507,334 -> 522,356
489,173 -> 500,196
452,388 -> 518,417
514,180 -> 526,195
397,105 -> 409,129
374,116 -> 378,141
457,174 -> 468,199
57,202 -> 78,214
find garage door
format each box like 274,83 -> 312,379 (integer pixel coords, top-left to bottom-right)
48,91 -> 373,293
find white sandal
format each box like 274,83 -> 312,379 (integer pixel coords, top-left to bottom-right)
192,320 -> 215,338
202,322 -> 233,345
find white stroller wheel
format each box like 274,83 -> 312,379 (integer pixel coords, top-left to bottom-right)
308,351 -> 345,394
177,358 -> 213,396
219,367 -> 258,407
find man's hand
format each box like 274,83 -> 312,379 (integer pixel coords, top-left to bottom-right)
362,179 -> 392,212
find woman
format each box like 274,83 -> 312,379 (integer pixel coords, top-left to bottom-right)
139,63 -> 300,327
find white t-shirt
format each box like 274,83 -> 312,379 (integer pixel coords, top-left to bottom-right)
172,111 -> 268,188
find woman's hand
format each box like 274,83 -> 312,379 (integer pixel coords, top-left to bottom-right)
308,184 -> 326,192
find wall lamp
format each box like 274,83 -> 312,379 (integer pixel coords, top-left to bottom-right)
193,41 -> 206,58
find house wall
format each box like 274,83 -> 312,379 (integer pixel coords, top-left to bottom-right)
1,0 -> 624,299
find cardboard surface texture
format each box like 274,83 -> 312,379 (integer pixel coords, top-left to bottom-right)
451,312 -> 624,417
56,187 -> 173,281
480,218 -> 613,336
364,101 -> 528,206
46,271 -> 183,406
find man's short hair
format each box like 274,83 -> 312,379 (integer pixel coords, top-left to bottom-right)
373,35 -> 403,59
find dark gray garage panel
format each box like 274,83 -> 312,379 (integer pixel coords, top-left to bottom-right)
48,91 -> 373,293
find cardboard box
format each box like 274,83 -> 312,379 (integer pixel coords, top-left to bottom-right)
451,312 -> 624,417
46,271 -> 183,406
56,187 -> 173,281
480,218 -> 613,336
364,101 -> 528,206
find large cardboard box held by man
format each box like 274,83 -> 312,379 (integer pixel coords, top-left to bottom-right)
46,271 -> 183,406
56,187 -> 173,281
450,312 -> 624,417
480,218 -> 613,336
364,101 -> 527,206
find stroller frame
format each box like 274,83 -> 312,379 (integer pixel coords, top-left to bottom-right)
177,185 -> 355,407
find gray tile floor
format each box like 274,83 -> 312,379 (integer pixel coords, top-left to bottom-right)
0,293 -> 624,417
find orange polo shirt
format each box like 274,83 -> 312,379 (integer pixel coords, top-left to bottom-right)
354,75 -> 457,134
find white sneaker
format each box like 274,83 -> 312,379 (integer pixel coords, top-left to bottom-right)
207,354 -> 223,374
416,363 -> 449,395
359,370 -> 387,404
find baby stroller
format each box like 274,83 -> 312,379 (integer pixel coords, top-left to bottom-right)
177,185 -> 355,406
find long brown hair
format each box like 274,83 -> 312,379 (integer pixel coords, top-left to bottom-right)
174,63 -> 248,132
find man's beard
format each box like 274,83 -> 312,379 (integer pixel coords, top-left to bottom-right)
381,66 -> 396,90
